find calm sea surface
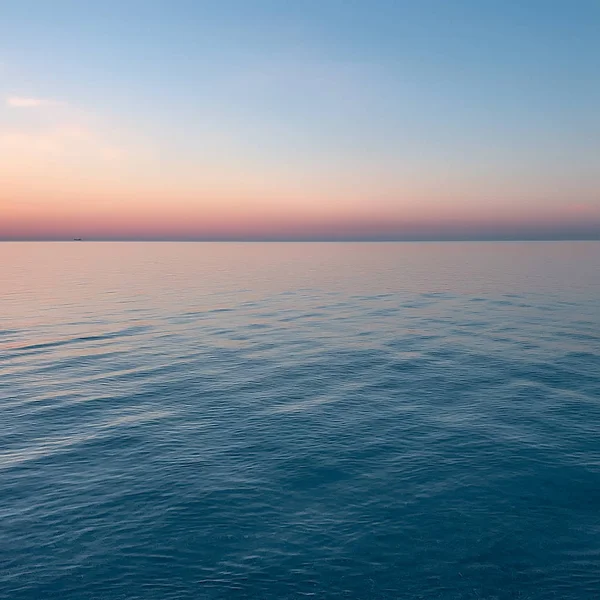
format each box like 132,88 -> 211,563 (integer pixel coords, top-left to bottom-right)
1,242 -> 600,599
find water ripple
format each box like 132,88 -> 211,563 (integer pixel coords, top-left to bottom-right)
1,242 -> 600,599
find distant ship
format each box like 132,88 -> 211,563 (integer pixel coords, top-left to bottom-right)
73,238 -> 83,241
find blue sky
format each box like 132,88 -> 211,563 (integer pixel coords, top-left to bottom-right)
1,0 -> 599,239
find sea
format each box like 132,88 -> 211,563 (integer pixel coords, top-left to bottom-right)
1,241 -> 600,600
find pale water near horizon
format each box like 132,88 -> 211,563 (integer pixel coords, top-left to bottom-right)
1,242 -> 600,599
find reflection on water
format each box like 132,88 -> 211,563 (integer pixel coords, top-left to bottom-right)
1,242 -> 600,599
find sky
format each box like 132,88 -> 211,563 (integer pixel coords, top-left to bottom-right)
1,0 -> 599,240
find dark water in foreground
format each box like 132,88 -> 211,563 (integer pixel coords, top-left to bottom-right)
1,242 -> 600,599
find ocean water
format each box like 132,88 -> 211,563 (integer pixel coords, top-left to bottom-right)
1,241 -> 600,600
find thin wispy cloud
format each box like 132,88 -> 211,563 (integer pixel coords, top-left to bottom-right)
6,96 -> 56,108
0,126 -> 125,162
1,90 -> 128,163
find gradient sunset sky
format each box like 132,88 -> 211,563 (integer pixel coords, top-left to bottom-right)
1,0 -> 599,240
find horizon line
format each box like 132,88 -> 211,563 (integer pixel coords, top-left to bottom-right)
2,237 -> 600,243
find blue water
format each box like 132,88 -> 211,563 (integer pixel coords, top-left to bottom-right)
1,242 -> 600,599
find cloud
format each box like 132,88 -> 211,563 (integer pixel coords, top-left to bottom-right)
0,126 -> 125,163
1,93 -> 127,163
6,96 -> 56,108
